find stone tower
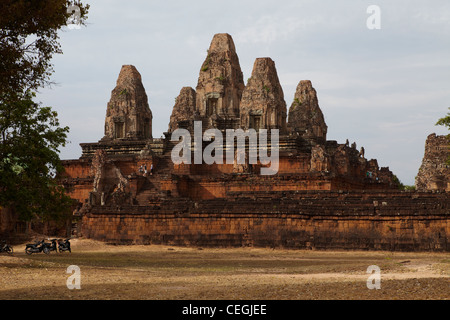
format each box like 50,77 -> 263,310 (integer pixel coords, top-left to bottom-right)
195,33 -> 245,130
103,65 -> 153,141
168,87 -> 197,133
288,80 -> 327,144
240,58 -> 287,133
416,133 -> 450,192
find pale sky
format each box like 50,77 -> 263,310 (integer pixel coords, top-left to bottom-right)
37,0 -> 450,185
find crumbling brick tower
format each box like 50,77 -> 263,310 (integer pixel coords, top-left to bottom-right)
416,133 -> 450,192
103,65 -> 153,141
288,80 -> 328,145
240,57 -> 287,133
79,65 -> 156,158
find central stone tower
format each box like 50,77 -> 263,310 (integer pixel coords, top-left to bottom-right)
240,57 -> 287,133
195,33 -> 245,131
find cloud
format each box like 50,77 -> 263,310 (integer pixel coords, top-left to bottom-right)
235,14 -> 326,45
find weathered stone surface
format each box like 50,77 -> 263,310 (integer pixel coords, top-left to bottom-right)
195,33 -> 245,130
240,58 -> 287,133
311,145 -> 330,172
332,144 -> 353,176
103,65 -> 152,141
88,149 -> 131,207
80,191 -> 450,251
91,149 -> 107,192
57,33 -> 448,252
288,80 -> 328,143
168,87 -> 196,133
416,133 -> 450,191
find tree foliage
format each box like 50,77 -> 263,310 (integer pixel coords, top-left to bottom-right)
0,0 -> 89,97
0,92 -> 71,221
436,108 -> 450,133
0,1 -> 89,222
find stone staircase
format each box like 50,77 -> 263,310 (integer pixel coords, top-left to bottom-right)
155,152 -> 176,177
135,176 -> 166,206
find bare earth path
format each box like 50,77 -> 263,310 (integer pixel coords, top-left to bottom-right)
0,239 -> 448,300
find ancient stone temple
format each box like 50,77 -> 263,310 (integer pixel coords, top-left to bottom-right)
60,33 -> 449,251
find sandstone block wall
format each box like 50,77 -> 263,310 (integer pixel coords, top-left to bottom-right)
81,191 -> 449,251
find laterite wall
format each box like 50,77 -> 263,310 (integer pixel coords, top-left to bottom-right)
80,191 -> 449,251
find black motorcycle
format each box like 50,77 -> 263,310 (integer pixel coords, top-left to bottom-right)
58,239 -> 71,253
43,239 -> 58,254
25,240 -> 49,255
0,241 -> 13,255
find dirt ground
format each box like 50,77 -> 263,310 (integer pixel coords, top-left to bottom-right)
0,238 -> 448,300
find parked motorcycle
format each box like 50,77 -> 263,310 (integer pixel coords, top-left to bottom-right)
44,239 -> 58,254
0,241 -> 13,255
25,240 -> 49,255
57,239 -> 71,253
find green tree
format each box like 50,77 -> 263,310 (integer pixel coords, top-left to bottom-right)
0,1 -> 89,222
0,92 -> 72,221
436,108 -> 450,133
0,0 -> 89,96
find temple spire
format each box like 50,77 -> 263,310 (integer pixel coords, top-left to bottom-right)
103,65 -> 153,141
195,33 -> 245,130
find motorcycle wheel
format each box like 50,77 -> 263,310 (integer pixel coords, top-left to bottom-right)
6,246 -> 13,255
25,247 -> 33,255
43,247 -> 50,255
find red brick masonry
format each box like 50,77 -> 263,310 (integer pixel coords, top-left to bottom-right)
81,191 -> 449,251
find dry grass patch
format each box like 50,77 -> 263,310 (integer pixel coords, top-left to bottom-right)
0,239 -> 448,300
